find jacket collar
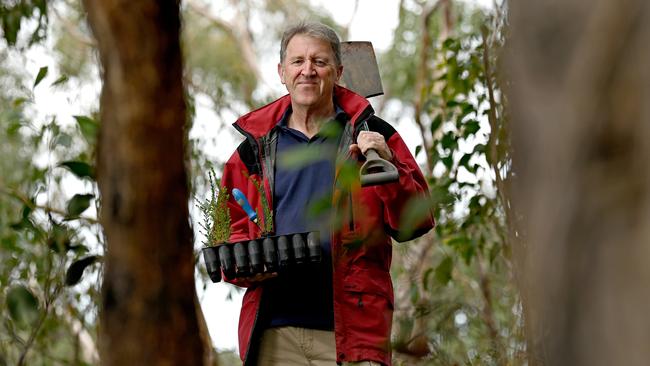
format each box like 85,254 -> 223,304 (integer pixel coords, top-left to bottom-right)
233,85 -> 373,138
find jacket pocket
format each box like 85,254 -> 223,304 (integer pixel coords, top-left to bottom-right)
341,266 -> 394,351
343,266 -> 394,308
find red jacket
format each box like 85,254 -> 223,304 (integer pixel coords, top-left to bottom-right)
221,86 -> 434,365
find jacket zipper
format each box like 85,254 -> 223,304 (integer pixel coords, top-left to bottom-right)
348,191 -> 355,232
233,123 -> 268,366
236,103 -> 374,364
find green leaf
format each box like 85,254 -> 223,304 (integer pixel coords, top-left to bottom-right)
397,196 -> 435,241
335,160 -> 359,188
3,10 -> 21,45
277,145 -> 327,169
459,153 -> 472,168
409,282 -> 420,304
66,194 -> 94,218
6,285 -> 40,328
65,256 -> 100,286
430,114 -> 442,134
54,132 -> 72,147
59,161 -> 95,180
6,120 -> 21,136
445,234 -> 477,264
9,217 -> 35,232
473,143 -> 487,154
47,222 -> 73,253
441,132 -> 456,150
21,203 -> 33,220
464,120 -> 480,136
13,97 -> 28,107
73,115 -> 99,143
434,256 -> 453,285
442,38 -> 458,51
306,194 -> 333,220
1,236 -> 19,252
446,100 -> 460,108
441,155 -> 453,170
444,235 -> 470,248
51,74 -> 69,87
422,267 -> 434,291
33,66 -> 48,87
461,102 -> 475,117
415,145 -> 422,158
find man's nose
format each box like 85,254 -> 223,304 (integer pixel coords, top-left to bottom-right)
300,61 -> 316,76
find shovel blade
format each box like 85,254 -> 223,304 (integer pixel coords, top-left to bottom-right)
340,41 -> 384,98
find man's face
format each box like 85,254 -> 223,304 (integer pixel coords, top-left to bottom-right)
278,34 -> 343,110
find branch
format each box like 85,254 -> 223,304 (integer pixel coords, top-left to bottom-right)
17,256 -> 63,366
475,249 -> 506,366
186,0 -> 264,100
441,0 -> 453,39
343,0 -> 360,39
413,0 -> 443,177
52,6 -> 96,47
481,26 -> 512,253
0,184 -> 100,225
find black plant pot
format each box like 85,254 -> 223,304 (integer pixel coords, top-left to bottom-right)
218,244 -> 236,279
201,231 -> 322,284
202,246 -> 221,283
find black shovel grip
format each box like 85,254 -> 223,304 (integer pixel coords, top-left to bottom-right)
358,122 -> 400,187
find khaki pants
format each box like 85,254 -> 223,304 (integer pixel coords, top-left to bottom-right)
256,326 -> 383,366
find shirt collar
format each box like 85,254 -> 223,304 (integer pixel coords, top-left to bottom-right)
277,101 -> 348,128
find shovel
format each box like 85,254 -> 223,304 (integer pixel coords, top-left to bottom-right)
340,41 -> 399,187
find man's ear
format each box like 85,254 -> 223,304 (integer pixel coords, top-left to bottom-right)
278,63 -> 286,84
336,65 -> 344,83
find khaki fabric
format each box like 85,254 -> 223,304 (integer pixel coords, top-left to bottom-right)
256,326 -> 383,366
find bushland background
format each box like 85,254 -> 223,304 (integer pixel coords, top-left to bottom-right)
1,0 -> 648,365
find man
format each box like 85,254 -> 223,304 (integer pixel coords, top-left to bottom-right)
221,22 -> 434,366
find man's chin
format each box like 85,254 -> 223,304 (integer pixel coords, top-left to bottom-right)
291,94 -> 323,107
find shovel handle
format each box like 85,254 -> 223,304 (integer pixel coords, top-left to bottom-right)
358,120 -> 400,187
360,148 -> 399,187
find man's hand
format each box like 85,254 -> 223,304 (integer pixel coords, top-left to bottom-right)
349,131 -> 393,161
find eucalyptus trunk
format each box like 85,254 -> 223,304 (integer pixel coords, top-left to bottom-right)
83,0 -> 207,364
506,1 -> 650,365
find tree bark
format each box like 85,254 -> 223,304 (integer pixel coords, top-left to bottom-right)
83,0 -> 206,364
506,1 -> 650,365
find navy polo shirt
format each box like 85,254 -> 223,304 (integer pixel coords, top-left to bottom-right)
264,105 -> 347,330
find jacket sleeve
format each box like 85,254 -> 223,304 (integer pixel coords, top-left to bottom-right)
366,118 -> 435,242
219,149 -> 256,288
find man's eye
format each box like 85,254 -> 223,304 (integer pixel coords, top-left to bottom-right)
291,60 -> 303,65
314,60 -> 327,66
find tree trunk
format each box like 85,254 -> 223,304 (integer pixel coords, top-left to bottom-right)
83,0 -> 207,364
505,1 -> 650,365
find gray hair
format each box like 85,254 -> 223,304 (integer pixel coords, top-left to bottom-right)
279,22 -> 342,67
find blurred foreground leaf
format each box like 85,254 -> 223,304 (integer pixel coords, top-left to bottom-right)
66,193 -> 94,218
59,161 -> 95,180
65,255 -> 100,286
6,285 -> 40,328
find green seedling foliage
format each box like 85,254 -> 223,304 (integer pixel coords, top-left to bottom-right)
197,168 -> 231,246
247,173 -> 273,236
